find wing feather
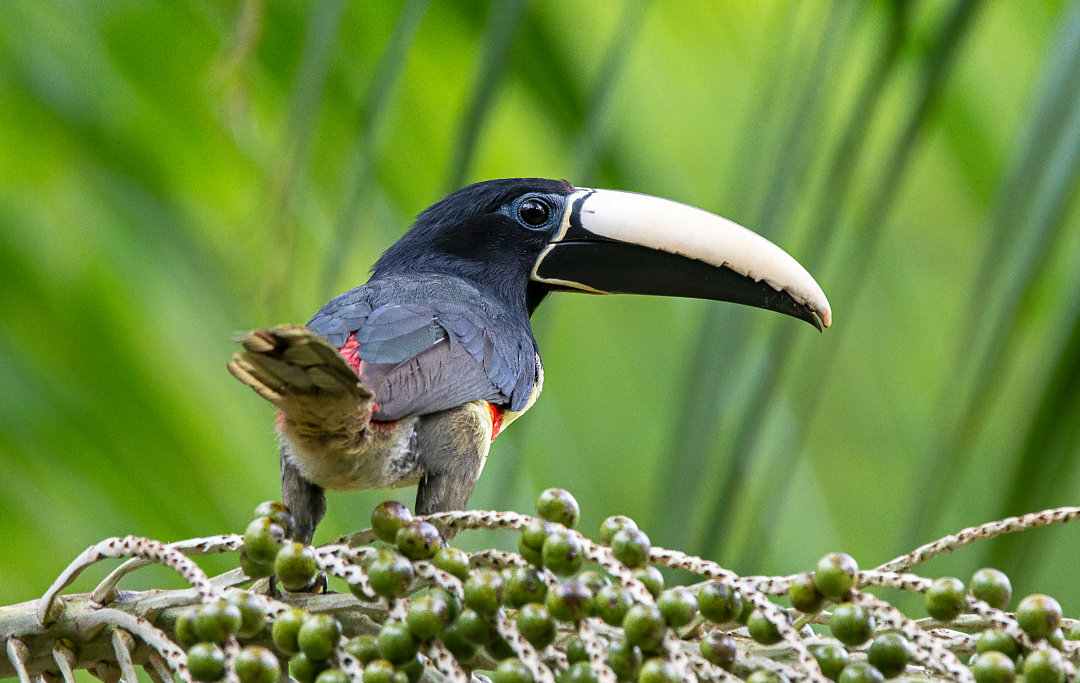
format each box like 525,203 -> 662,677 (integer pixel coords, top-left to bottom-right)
307,275 -> 538,420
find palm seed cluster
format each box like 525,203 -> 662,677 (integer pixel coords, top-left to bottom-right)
6,496 -> 1080,683
166,490 -> 1078,683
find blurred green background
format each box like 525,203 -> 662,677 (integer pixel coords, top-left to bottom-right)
1,0 -> 1079,617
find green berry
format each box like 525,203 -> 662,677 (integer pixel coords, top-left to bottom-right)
546,580 -> 593,622
516,602 -> 555,648
372,501 -> 413,544
536,488 -> 580,528
494,658 -> 535,683
866,633 -> 910,678
239,549 -> 275,579
970,651 -> 1016,683
746,671 -> 779,683
577,570 -> 609,597
271,608 -> 305,654
228,592 -> 266,639
290,653 -> 328,683
275,541 -> 317,592
431,546 -> 469,581
812,641 -> 850,681
560,661 -> 598,683
518,536 -> 544,567
971,568 -> 1011,609
344,634 -> 380,664
542,530 -> 584,576
406,592 -> 452,640
697,581 -> 742,623
377,621 -> 418,664
634,566 -> 664,598
1016,594 -> 1063,641
623,604 -> 665,651
314,670 -> 347,683
464,569 -> 505,614
187,642 -> 225,682
838,662 -> 884,683
814,553 -> 858,599
657,587 -> 697,627
638,658 -> 678,683
565,637 -> 588,664
607,639 -> 642,681
367,549 -> 415,598
830,602 -> 874,646
432,588 -> 461,623
747,610 -> 783,645
253,501 -> 295,537
174,608 -> 198,648
611,528 -> 650,568
362,660 -> 396,683
506,566 -> 548,607
735,597 -> 754,625
194,599 -> 243,644
594,584 -> 633,626
699,631 -> 736,669
789,572 -> 825,613
599,515 -> 639,546
440,621 -> 477,661
1022,648 -> 1066,683
395,520 -> 442,561
521,518 -> 554,550
925,577 -> 966,622
976,629 -> 1020,659
234,646 -> 279,683
243,517 -> 285,565
298,614 -> 342,662
397,655 -> 425,683
455,609 -> 497,644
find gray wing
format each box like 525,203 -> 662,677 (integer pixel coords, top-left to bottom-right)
308,279 -> 537,421
357,334 -> 503,420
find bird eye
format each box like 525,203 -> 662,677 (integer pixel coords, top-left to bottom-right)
518,198 -> 550,227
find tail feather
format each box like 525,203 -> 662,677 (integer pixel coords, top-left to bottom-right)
228,325 -> 372,401
228,325 -> 375,451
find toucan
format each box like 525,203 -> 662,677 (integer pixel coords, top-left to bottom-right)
229,178 -> 831,542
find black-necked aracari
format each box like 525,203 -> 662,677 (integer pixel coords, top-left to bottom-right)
228,178 -> 831,542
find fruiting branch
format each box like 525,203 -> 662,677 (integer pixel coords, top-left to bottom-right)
2,494 -> 1079,683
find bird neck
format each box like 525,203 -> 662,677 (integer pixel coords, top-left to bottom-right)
526,282 -> 551,316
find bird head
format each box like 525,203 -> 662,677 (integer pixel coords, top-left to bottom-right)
373,178 -> 832,330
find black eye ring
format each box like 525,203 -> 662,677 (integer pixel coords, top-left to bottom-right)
518,198 -> 551,227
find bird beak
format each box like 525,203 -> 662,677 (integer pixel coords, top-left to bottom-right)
531,188 -> 832,330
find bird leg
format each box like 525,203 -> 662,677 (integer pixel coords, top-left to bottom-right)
414,402 -> 493,515
228,325 -> 375,539
280,443 -> 326,543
